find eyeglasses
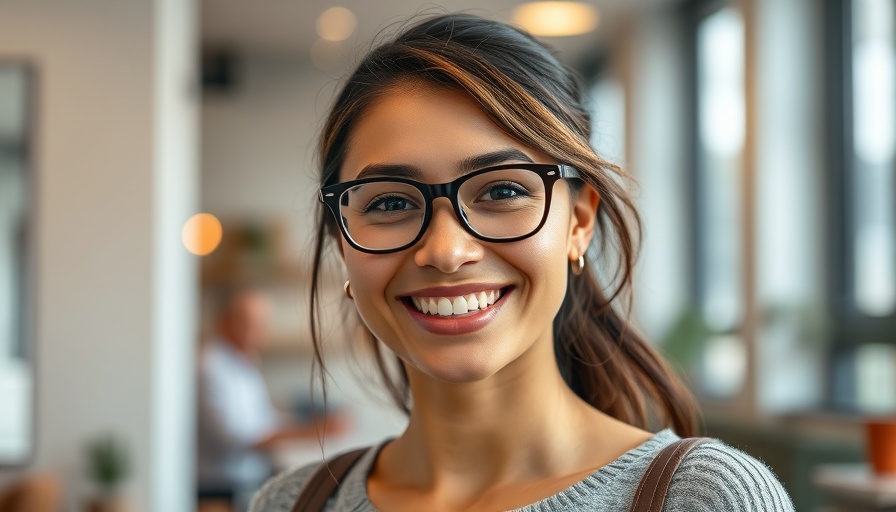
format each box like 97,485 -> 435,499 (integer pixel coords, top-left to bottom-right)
319,163 -> 580,254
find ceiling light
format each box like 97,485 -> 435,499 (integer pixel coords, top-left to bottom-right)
511,1 -> 599,37
316,6 -> 357,42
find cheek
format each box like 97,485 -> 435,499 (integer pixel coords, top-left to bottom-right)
533,236 -> 571,289
521,209 -> 574,300
342,243 -> 403,335
343,240 -> 399,285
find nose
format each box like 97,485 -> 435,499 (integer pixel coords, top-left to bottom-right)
413,199 -> 484,272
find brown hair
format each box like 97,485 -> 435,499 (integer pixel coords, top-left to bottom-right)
309,13 -> 699,436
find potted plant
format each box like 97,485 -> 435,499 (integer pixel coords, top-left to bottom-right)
85,433 -> 131,512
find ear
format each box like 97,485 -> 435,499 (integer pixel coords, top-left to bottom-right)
567,184 -> 600,260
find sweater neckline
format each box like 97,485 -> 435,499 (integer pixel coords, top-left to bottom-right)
337,428 -> 679,511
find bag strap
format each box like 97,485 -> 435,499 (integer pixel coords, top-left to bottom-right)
290,447 -> 370,512
629,437 -> 713,512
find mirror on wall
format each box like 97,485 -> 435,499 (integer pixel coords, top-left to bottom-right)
0,62 -> 34,465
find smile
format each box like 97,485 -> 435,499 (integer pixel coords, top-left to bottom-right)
409,289 -> 503,316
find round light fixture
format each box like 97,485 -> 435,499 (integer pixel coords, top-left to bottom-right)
316,6 -> 357,42
511,1 -> 599,37
182,213 -> 222,256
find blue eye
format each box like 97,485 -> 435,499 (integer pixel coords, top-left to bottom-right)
489,186 -> 519,200
366,195 -> 418,213
481,182 -> 529,201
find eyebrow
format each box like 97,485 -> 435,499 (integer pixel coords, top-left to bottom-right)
458,148 -> 534,172
355,164 -> 423,181
354,148 -> 535,181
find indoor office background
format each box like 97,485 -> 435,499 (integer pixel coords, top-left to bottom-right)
0,0 -> 893,511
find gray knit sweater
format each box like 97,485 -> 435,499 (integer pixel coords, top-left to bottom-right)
250,430 -> 794,511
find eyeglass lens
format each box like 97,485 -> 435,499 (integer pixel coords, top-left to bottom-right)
337,168 -> 548,251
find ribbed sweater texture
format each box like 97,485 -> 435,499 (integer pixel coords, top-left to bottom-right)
250,429 -> 794,511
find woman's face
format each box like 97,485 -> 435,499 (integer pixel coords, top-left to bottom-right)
337,83 -> 596,383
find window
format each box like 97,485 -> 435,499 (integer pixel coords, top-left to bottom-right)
695,5 -> 745,333
850,0 -> 896,317
828,0 -> 896,413
689,2 -> 748,398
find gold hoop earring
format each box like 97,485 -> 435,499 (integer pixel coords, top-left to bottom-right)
570,255 -> 585,276
343,280 -> 353,299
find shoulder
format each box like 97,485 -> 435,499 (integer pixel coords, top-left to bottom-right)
663,439 -> 794,512
199,340 -> 238,375
249,445 -> 380,512
249,461 -> 321,512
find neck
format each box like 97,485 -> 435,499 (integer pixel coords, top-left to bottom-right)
390,337 -> 605,487
368,335 -> 655,511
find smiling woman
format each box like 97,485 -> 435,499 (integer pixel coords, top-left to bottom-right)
250,13 -> 794,512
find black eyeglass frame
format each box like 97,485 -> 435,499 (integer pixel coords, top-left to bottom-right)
319,163 -> 581,254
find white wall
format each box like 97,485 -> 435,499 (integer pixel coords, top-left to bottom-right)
202,54 -> 339,253
0,1 -> 198,510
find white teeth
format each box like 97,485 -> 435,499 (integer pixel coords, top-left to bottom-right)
452,297 -> 467,315
437,298 -> 453,316
410,289 -> 504,316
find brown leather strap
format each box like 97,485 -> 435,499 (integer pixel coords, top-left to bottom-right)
290,447 -> 370,512
629,437 -> 713,512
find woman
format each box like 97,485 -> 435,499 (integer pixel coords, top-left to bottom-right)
252,13 -> 793,512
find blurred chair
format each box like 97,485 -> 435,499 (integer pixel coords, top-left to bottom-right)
0,474 -> 61,512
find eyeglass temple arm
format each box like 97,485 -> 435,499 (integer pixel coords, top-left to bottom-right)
558,164 -> 580,179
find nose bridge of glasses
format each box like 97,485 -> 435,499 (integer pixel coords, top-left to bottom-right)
432,178 -> 477,226
425,181 -> 455,200
422,180 -> 465,221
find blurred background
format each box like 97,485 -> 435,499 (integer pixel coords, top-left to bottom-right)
1,0 -> 895,510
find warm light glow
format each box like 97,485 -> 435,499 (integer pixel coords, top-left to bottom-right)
182,213 -> 222,256
511,1 -> 599,37
316,7 -> 357,42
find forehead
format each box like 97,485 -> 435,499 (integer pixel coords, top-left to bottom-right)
339,83 -> 544,182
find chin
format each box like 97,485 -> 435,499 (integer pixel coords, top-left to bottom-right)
408,347 -> 510,384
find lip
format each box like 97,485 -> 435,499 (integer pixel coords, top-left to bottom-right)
400,286 -> 513,336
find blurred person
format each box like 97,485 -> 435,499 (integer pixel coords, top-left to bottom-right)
252,13 -> 793,512
197,286 -> 343,511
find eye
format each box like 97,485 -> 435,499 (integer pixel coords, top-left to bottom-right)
479,182 -> 530,201
365,194 -> 419,213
